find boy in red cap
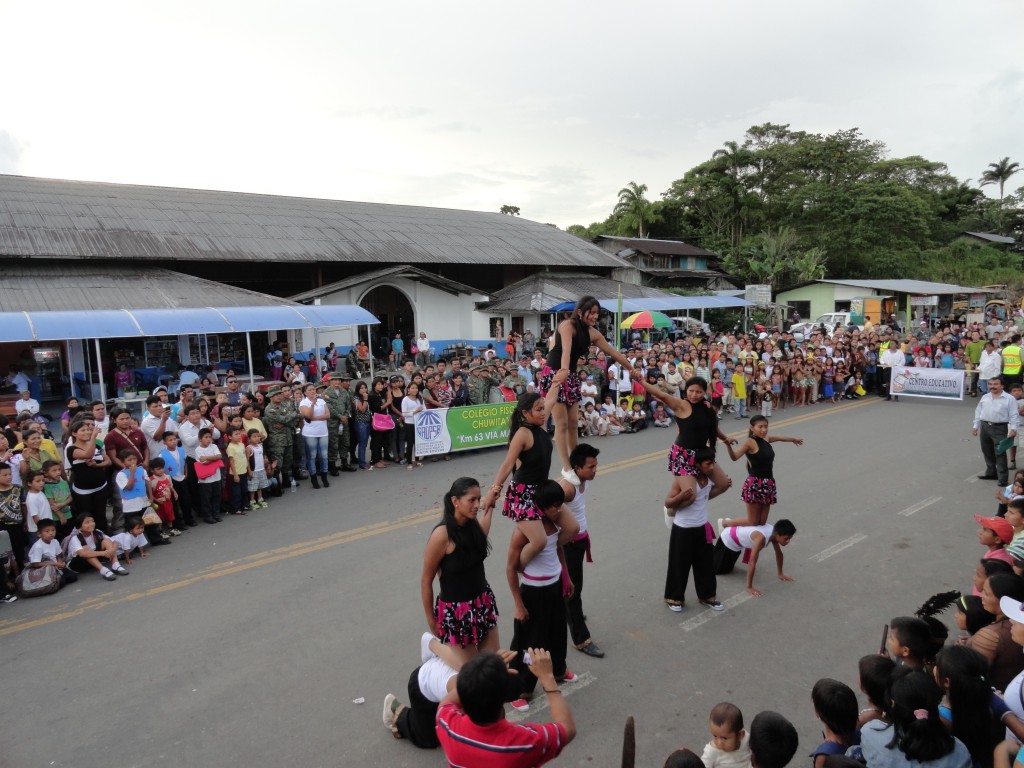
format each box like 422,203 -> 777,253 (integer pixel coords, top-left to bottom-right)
975,514 -> 1015,569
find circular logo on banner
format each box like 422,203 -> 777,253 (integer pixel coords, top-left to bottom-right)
417,410 -> 443,442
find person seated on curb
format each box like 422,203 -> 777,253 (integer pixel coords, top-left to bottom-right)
435,647 -> 575,767
26,518 -> 78,589
64,514 -> 129,581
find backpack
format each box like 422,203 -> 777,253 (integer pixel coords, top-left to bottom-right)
16,564 -> 61,597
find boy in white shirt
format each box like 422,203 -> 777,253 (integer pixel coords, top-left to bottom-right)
24,470 -> 50,548
26,518 -> 78,587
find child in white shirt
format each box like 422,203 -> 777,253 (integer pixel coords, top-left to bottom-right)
26,518 -> 78,588
110,517 -> 149,565
701,701 -> 751,768
23,470 -> 50,548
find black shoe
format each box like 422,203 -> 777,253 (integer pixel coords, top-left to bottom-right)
341,464 -> 357,473
187,520 -> 199,527
320,473 -> 330,488
577,641 -> 605,658
204,518 -> 217,524
328,468 -> 340,477
310,475 -> 320,489
978,474 -> 997,480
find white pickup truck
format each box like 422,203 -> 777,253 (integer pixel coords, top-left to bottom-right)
790,312 -> 860,338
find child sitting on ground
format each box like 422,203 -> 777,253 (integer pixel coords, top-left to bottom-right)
653,402 -> 672,428
110,516 -> 149,565
626,400 -> 648,432
42,459 -> 72,538
810,678 -> 859,767
64,514 -> 128,580
701,701 -> 751,768
26,518 -> 77,589
617,397 -> 634,432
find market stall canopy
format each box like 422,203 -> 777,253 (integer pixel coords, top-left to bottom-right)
549,295 -> 755,313
0,305 -> 379,343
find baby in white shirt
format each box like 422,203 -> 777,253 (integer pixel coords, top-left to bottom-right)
701,702 -> 751,768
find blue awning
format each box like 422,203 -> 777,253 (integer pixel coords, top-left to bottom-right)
547,295 -> 755,313
0,305 -> 379,343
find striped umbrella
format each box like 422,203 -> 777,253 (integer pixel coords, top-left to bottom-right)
619,310 -> 673,329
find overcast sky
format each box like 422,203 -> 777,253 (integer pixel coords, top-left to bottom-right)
1,0 -> 1021,229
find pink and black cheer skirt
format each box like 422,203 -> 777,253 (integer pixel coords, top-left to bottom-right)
435,585 -> 499,648
741,476 -> 777,505
537,368 -> 582,407
668,444 -> 699,477
502,481 -> 544,522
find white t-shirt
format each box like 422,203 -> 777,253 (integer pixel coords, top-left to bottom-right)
24,491 -> 50,532
141,412 -> 178,462
16,398 -> 40,416
580,382 -> 598,405
673,477 -> 712,528
195,444 -> 223,483
722,524 -> 774,552
299,397 -> 328,438
28,538 -> 62,564
401,396 -> 424,421
417,656 -> 457,703
418,336 -> 430,352
111,531 -> 148,554
67,532 -> 98,560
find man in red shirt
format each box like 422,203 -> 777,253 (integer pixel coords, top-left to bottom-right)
435,647 -> 575,767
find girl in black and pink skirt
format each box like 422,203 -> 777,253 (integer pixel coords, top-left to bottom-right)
723,415 -> 804,528
421,477 -> 499,665
481,385 -> 579,572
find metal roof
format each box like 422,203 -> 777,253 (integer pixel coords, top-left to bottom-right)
594,235 -> 717,257
0,304 -> 378,344
549,295 -> 754,313
816,279 -> 1000,296
0,174 -> 623,268
0,262 -> 307,311
479,272 -> 677,313
963,231 -> 1016,245
289,265 -> 483,303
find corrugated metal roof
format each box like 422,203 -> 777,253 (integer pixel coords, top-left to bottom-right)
963,231 -> 1016,245
480,272 -> 675,313
817,279 -> 999,296
595,235 -> 717,258
0,262 -> 305,311
289,265 -> 483,302
0,174 -> 623,268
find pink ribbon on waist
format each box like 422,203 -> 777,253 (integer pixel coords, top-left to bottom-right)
572,530 -> 593,562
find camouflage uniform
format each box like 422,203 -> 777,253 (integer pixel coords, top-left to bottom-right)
324,373 -> 355,473
263,389 -> 295,485
287,391 -> 307,478
467,366 -> 488,405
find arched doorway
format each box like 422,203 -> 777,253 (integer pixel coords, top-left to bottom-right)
359,284 -> 415,362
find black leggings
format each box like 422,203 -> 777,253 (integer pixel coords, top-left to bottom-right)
394,667 -> 441,748
404,423 -> 416,463
71,487 -> 108,525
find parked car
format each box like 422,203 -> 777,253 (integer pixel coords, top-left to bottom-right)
790,312 -> 860,338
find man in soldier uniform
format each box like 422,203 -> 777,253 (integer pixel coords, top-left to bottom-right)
324,372 -> 357,474
466,365 -> 485,405
583,354 -> 606,399
288,382 -> 308,479
263,386 -> 298,488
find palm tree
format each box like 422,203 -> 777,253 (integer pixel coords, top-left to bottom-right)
614,181 -> 655,237
980,157 -> 1020,200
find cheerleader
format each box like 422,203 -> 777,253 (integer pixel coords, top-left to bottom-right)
722,415 -> 803,528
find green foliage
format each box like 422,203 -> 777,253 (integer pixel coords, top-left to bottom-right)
499,205 -> 521,216
567,124 -> 1021,282
914,239 -> 1022,286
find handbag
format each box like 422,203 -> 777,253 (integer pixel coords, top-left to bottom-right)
195,458 -> 224,480
372,413 -> 395,431
142,510 -> 162,525
16,564 -> 61,597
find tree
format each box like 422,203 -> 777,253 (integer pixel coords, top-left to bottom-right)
980,157 -> 1020,200
499,205 -> 521,216
614,181 -> 656,237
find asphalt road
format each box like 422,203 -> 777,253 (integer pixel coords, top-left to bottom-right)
0,393 -> 991,767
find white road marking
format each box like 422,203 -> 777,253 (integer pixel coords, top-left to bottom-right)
898,496 -> 942,517
809,533 -> 868,562
506,671 -> 596,722
679,592 -> 754,631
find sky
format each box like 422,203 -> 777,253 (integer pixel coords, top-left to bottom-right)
1,0 -> 1022,229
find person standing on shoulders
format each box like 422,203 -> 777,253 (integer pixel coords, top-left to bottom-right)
973,375 -> 1019,485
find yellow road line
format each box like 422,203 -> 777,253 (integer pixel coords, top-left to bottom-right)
0,398 -> 877,637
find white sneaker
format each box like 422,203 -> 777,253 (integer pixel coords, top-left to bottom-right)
421,632 -> 436,663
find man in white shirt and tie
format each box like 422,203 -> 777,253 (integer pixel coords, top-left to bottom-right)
973,375 -> 1020,485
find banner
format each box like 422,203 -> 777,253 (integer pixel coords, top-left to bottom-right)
413,403 -> 516,455
888,366 -> 964,400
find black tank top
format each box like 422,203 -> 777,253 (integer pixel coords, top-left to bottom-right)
674,402 -> 718,450
746,436 -> 775,479
546,317 -> 590,373
513,424 -> 552,484
437,533 -> 488,602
